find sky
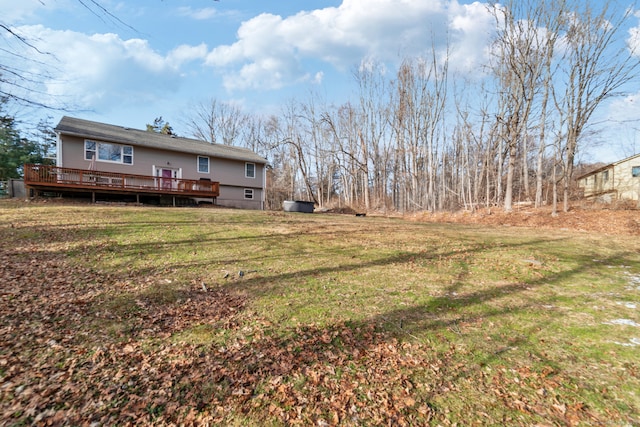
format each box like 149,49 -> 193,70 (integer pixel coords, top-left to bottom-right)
2,0 -> 640,163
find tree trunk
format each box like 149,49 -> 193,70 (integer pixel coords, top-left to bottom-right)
504,142 -> 517,212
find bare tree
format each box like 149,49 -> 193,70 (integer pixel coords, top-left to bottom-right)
322,103 -> 364,208
390,52 -> 448,212
556,0 -> 640,211
534,3 -> 562,209
184,99 -> 248,146
261,115 -> 292,209
278,99 -> 318,204
297,91 -> 337,207
353,60 -> 393,210
489,0 -> 552,212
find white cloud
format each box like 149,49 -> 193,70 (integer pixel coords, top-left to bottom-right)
177,7 -> 218,20
205,0 -> 495,91
447,1 -> 496,72
1,0 -> 500,117
2,0 -> 500,105
168,43 -> 209,67
3,25 -> 198,111
629,27 -> 640,55
605,92 -> 640,127
628,14 -> 640,56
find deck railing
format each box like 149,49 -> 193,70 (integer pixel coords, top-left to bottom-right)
23,164 -> 220,198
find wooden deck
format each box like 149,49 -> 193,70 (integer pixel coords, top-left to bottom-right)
23,164 -> 220,201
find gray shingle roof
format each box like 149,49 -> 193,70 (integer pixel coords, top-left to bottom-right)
55,116 -> 268,164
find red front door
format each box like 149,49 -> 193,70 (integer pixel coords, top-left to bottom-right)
162,169 -> 173,189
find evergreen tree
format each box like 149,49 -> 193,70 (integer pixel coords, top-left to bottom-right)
0,111 -> 47,180
146,116 -> 174,135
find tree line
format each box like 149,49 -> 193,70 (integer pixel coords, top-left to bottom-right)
3,0 -> 639,213
180,0 -> 640,213
0,103 -> 56,181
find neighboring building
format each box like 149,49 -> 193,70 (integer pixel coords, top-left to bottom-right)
32,116 -> 268,209
577,153 -> 640,203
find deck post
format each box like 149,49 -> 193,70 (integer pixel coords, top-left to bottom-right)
173,196 -> 176,207
92,192 -> 95,203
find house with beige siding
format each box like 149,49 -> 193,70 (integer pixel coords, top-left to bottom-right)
35,116 -> 268,209
577,153 -> 640,203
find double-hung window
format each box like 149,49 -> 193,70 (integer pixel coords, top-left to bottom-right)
122,146 -> 133,164
85,140 -> 133,165
245,162 -> 256,178
633,166 -> 640,178
85,140 -> 96,160
198,156 -> 210,173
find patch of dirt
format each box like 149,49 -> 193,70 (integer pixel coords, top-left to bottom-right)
407,204 -> 640,235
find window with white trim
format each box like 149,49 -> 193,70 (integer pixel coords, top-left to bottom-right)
245,162 -> 256,178
85,140 -> 96,160
85,140 -> 133,165
198,156 -> 210,173
244,188 -> 254,199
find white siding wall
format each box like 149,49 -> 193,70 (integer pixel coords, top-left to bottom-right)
579,156 -> 640,202
613,159 -> 640,201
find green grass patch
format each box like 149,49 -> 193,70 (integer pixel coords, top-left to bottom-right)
1,202 -> 639,425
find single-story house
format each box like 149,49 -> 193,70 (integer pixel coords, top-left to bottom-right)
25,116 -> 268,209
577,153 -> 640,203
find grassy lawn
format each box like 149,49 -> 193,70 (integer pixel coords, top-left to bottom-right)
1,202 -> 639,425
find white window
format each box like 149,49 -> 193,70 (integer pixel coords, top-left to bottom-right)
122,146 -> 133,164
85,140 -> 96,160
198,156 -> 210,173
244,188 -> 254,199
245,162 -> 256,178
85,140 -> 133,165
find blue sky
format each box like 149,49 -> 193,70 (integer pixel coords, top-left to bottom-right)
0,0 -> 498,128
2,0 -> 640,163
